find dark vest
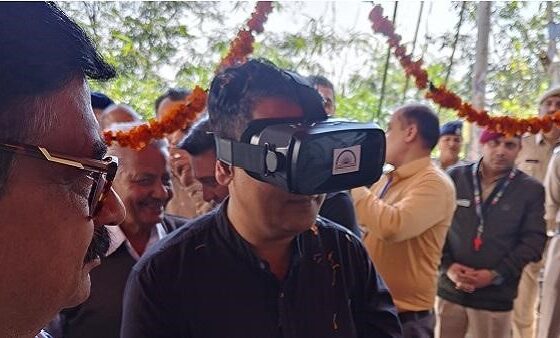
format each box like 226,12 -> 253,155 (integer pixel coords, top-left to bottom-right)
61,215 -> 188,338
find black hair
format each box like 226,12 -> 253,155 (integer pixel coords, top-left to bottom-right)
178,116 -> 216,156
307,75 -> 335,93
207,58 -> 326,141
0,2 -> 115,195
91,92 -> 115,110
398,103 -> 440,150
154,88 -> 191,115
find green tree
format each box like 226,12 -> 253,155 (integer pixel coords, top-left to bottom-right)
58,1 -> 560,128
58,1 -> 230,118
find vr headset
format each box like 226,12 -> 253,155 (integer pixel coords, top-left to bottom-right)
215,118 -> 386,195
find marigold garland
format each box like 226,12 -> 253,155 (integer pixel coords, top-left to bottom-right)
104,1 -> 274,149
219,1 -> 273,71
102,86 -> 207,150
369,4 -> 560,136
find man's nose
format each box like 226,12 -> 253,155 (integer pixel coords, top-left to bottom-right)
495,145 -> 507,155
94,187 -> 125,226
152,181 -> 170,200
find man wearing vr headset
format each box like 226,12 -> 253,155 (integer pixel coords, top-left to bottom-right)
179,116 -> 360,235
121,59 -> 402,338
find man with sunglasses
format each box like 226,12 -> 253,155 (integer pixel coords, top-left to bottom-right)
0,3 -> 125,338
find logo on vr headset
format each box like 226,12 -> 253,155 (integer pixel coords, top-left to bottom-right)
332,145 -> 361,175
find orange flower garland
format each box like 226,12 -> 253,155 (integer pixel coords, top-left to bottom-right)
219,1 -> 273,71
102,86 -> 207,150
369,4 -> 560,136
104,1 -> 274,149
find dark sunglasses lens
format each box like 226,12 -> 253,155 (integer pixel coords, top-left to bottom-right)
89,174 -> 107,217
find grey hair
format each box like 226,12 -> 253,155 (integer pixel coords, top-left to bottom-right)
0,94 -> 57,196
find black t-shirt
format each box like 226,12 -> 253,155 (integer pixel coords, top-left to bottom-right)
121,201 -> 401,338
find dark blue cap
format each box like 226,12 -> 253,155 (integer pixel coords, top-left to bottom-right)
440,120 -> 463,137
91,92 -> 114,110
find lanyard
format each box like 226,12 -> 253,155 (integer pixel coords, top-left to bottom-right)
378,175 -> 393,198
471,160 -> 517,251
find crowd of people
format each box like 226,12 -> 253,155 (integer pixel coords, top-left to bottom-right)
2,3 -> 560,338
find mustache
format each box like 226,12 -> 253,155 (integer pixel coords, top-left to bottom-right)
84,225 -> 111,264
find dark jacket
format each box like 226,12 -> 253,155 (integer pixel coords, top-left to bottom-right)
121,200 -> 402,338
58,214 -> 188,338
438,163 -> 547,311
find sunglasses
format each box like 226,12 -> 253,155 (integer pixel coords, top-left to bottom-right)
0,142 -> 118,218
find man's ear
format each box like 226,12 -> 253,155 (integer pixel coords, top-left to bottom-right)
215,160 -> 233,186
404,123 -> 418,143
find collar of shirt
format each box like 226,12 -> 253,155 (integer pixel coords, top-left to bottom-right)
106,223 -> 167,260
389,157 -> 432,182
214,198 -> 305,274
36,330 -> 52,338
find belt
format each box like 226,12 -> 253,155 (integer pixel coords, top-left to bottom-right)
398,310 -> 433,323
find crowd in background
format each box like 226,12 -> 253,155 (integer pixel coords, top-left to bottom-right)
2,3 -> 560,338
49,75 -> 560,338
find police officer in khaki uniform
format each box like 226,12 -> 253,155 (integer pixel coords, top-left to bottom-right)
537,87 -> 560,338
539,146 -> 560,338
513,86 -> 560,338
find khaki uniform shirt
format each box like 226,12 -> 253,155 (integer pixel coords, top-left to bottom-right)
517,133 -> 560,231
352,157 -> 456,312
544,150 -> 560,232
516,133 -> 559,183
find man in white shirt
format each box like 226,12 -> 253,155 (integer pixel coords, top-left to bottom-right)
57,137 -> 187,338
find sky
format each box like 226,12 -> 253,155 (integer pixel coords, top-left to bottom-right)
265,1 -> 453,39
161,1 -> 549,90
162,1 -> 460,84
267,1 -> 457,83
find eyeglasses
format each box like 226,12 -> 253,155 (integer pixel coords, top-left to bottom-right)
0,142 -> 118,218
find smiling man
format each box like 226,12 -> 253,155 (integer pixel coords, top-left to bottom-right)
121,59 -> 401,338
0,3 -> 125,338
58,134 -> 188,338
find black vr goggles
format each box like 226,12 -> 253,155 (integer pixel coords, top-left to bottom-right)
215,118 -> 386,195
